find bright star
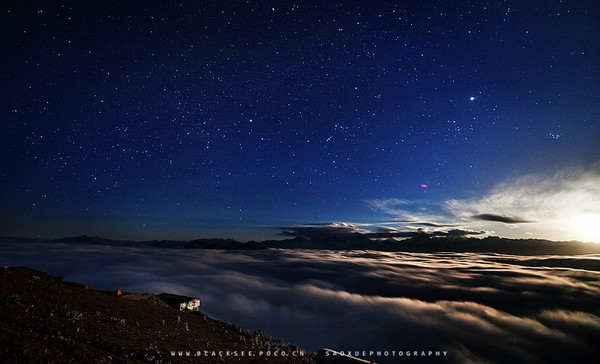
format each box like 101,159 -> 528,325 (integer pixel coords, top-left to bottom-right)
469,96 -> 476,101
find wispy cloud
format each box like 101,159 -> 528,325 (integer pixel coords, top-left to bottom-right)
472,214 -> 533,224
366,199 -> 450,226
368,164 -> 600,242
446,165 -> 600,241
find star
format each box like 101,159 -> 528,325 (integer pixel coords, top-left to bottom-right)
0,1 -> 596,243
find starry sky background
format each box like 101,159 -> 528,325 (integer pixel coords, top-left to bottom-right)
1,1 -> 599,241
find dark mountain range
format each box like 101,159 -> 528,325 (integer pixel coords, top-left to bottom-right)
55,235 -> 101,244
185,238 -> 267,250
48,233 -> 600,255
257,234 -> 600,255
393,235 -> 600,255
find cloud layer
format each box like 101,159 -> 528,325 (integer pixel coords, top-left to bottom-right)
1,239 -> 599,363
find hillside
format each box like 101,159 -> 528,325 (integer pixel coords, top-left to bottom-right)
0,266 -> 315,363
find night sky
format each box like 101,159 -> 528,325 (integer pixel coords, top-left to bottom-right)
1,1 -> 599,242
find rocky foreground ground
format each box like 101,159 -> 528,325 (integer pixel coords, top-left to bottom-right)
0,266 -> 317,363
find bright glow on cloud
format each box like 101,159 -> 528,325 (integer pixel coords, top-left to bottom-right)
569,214 -> 600,243
369,165 -> 600,243
446,166 -> 600,242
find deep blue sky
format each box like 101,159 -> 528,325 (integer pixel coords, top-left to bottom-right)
1,1 -> 599,241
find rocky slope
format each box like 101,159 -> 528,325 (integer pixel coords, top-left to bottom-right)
0,266 -> 315,363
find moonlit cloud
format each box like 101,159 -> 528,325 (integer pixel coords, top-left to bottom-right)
445,168 -> 600,221
375,226 -> 400,233
277,222 -> 368,240
366,199 -> 453,229
364,227 -> 485,239
446,165 -> 600,242
368,164 -> 600,243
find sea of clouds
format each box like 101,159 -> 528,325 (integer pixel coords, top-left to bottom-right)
1,239 -> 599,363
